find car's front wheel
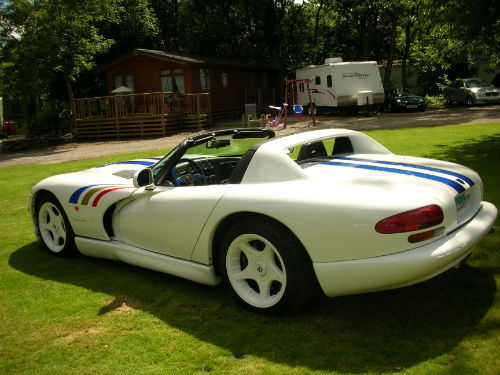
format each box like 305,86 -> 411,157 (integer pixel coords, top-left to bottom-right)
36,194 -> 76,256
220,217 -> 317,314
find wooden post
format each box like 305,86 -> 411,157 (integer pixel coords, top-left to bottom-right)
306,80 -> 316,126
284,80 -> 288,128
71,99 -> 78,137
160,92 -> 166,136
113,95 -> 120,139
207,93 -> 212,125
196,93 -> 201,129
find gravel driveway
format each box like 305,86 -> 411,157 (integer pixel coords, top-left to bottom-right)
1,104 -> 499,168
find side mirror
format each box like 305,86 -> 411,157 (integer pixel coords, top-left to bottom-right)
133,169 -> 155,190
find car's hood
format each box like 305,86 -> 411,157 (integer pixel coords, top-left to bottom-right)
89,157 -> 161,178
302,154 -> 482,229
33,157 -> 161,210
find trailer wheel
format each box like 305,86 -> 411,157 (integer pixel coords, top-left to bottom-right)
307,105 -> 318,116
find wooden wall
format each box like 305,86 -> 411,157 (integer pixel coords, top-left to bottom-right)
102,55 -> 279,113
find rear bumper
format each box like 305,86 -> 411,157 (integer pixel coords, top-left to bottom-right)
314,201 -> 497,297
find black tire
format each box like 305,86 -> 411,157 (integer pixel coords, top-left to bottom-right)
220,217 -> 317,314
444,94 -> 452,106
466,96 -> 474,107
36,193 -> 76,256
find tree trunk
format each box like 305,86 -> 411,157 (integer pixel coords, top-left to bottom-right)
383,6 -> 399,90
65,78 -> 77,134
172,0 -> 179,51
313,0 -> 324,62
401,18 -> 411,89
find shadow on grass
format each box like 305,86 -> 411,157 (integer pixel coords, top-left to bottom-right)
9,242 -> 496,373
9,132 -> 500,373
426,133 -> 500,169
426,132 -> 500,222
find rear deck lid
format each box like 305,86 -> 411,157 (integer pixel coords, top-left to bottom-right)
302,154 -> 482,228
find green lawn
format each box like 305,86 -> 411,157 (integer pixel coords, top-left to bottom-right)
1,123 -> 499,375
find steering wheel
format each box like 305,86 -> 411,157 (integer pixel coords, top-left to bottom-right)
171,158 -> 207,186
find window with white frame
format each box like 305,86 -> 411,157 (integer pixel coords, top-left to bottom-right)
200,68 -> 210,91
114,76 -> 122,89
114,74 -> 134,90
222,72 -> 228,88
161,69 -> 185,94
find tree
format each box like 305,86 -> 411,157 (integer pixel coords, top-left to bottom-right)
0,0 -> 119,132
149,0 -> 180,52
382,2 -> 399,90
436,0 -> 500,64
97,0 -> 159,60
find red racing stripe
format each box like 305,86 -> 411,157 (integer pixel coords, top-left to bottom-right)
92,187 -> 133,207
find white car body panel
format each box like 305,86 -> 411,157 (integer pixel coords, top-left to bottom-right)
30,129 -> 497,297
315,201 -> 497,296
114,185 -> 227,259
75,236 -> 221,285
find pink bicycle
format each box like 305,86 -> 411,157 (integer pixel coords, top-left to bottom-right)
265,103 -> 288,130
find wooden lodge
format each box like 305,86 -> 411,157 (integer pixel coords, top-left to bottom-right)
73,49 -> 279,139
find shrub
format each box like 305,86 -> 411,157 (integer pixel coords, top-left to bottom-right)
424,95 -> 446,109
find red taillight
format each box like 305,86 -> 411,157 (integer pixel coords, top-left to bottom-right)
375,205 -> 444,234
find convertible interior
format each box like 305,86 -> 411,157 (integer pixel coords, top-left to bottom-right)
171,156 -> 241,185
156,131 -> 356,187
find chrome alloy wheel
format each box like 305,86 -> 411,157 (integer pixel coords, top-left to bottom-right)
226,233 -> 287,309
38,201 -> 67,253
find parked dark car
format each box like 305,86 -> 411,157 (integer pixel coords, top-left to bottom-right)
443,78 -> 500,106
387,88 -> 425,112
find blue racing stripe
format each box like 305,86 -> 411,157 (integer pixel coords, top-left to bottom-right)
97,160 -> 156,168
340,157 -> 474,186
324,161 -> 465,193
114,160 -> 156,166
69,184 -> 103,204
69,183 -> 128,204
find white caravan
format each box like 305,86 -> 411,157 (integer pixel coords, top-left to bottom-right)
295,58 -> 384,113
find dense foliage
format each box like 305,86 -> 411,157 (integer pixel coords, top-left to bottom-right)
0,0 -> 498,132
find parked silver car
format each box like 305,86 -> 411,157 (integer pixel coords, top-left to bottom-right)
443,78 -> 500,106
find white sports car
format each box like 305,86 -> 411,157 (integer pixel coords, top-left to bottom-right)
29,128 -> 497,314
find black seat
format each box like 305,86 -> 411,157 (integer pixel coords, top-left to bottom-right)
332,137 -> 354,156
297,141 -> 327,161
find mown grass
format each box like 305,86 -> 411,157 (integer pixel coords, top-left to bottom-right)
1,123 -> 499,375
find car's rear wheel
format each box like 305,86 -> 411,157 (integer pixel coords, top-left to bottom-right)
220,217 -> 317,314
36,194 -> 76,256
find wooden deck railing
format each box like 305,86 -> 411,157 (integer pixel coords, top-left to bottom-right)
74,92 -> 210,119
73,92 -> 211,139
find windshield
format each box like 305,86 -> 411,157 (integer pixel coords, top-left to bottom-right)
392,88 -> 412,96
185,135 -> 263,157
151,145 -> 179,179
465,79 -> 488,88
150,128 -> 274,183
